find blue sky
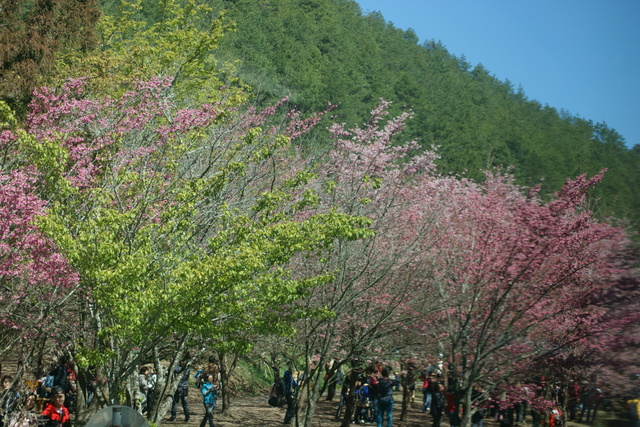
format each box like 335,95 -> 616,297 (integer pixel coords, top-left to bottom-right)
355,0 -> 640,149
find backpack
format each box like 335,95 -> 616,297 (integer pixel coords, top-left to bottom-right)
276,378 -> 287,397
357,384 -> 371,407
267,381 -> 286,407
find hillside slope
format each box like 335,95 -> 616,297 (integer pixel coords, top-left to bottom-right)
195,0 -> 639,231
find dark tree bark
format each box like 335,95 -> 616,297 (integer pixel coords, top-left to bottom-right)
0,0 -> 100,115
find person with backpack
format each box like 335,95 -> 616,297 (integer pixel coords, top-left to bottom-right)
355,378 -> 372,424
376,368 -> 398,427
198,375 -> 217,427
268,373 -> 288,408
49,358 -> 68,392
282,371 -> 298,425
204,357 -> 220,385
169,360 -> 190,422
45,357 -> 70,401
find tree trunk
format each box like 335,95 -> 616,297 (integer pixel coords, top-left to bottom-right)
301,391 -> 317,427
301,360 -> 330,427
339,369 -> 358,427
74,367 -> 91,425
218,351 -> 239,412
147,338 -> 191,424
459,384 -> 475,427
400,383 -> 410,421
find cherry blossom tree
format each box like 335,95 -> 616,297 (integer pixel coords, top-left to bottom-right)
4,77 -> 371,424
409,170 -> 629,427
1,75 -> 631,427
278,101 -> 458,427
278,98 -> 630,427
586,263 -> 640,396
0,105 -> 82,381
0,169 -> 81,360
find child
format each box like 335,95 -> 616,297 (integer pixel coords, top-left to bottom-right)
41,387 -> 70,427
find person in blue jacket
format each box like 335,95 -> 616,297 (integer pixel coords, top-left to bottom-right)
199,375 -> 218,427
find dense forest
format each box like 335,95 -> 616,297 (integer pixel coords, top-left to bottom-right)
1,1 -> 639,427
205,0 -> 640,231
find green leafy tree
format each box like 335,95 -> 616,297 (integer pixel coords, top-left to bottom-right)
52,0 -> 246,106
19,78 -> 371,424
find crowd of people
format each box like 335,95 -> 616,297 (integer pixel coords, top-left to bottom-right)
138,356 -> 222,427
0,355 -> 222,427
1,354 -> 639,427
0,356 -> 76,427
279,362 -> 640,427
327,367 -> 571,427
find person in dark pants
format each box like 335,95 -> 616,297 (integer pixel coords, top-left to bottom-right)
324,361 -> 340,402
199,375 -> 217,427
169,360 -> 190,422
430,383 -> 446,427
530,407 -> 542,427
367,368 -> 380,423
334,379 -> 350,420
282,371 -> 298,425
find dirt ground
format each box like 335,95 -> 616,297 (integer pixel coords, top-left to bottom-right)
166,393 -> 456,427
163,391 -> 614,427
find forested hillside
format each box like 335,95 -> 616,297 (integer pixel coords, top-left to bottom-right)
200,0 -> 640,231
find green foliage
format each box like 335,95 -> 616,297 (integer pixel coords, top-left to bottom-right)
52,0 -> 247,106
201,0 -> 640,234
8,0 -> 639,232
63,0 -> 638,234
21,79 -> 373,377
2,0 -> 634,419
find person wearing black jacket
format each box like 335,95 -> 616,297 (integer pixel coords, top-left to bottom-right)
169,360 -> 190,422
430,383 -> 446,427
49,357 -> 68,394
376,369 -> 399,427
282,370 -> 298,425
366,368 -> 379,422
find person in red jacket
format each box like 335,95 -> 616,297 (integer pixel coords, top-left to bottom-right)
41,387 -> 70,427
